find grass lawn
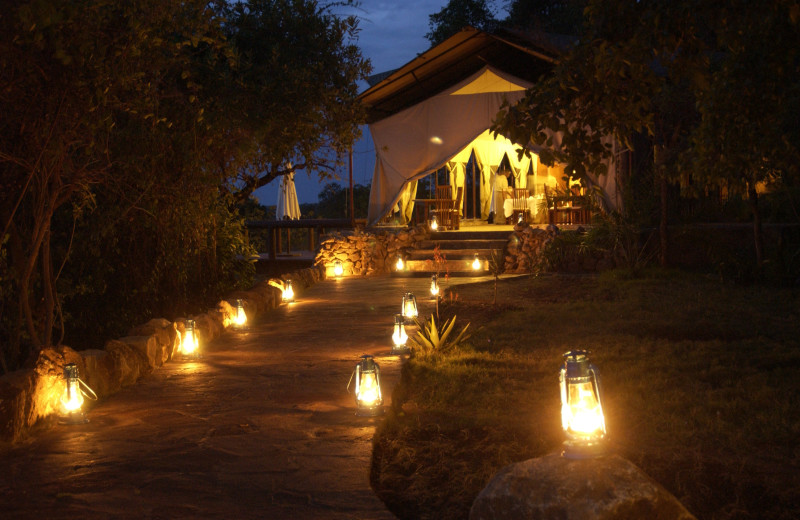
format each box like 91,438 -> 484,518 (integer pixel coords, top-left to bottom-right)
371,270 -> 800,520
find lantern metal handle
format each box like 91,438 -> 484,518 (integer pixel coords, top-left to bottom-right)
78,377 -> 98,401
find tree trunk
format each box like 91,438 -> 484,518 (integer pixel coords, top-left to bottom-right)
748,184 -> 764,272
654,145 -> 669,267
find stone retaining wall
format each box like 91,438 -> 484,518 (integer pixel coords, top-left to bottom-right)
315,226 -> 429,276
0,265 -> 325,443
503,223 -> 558,273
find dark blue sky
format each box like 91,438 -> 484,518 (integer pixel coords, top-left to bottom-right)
253,1 -> 506,207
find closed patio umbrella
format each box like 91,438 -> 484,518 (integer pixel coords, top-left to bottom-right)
277,172 -> 301,220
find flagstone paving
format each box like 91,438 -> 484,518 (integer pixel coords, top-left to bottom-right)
0,275 -> 487,519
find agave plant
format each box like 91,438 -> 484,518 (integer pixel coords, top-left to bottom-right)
410,314 -> 471,354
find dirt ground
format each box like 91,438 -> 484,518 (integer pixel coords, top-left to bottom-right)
0,275 -> 490,520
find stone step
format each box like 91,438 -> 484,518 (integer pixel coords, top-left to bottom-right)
406,248 -> 502,261
415,239 -> 508,251
429,230 -> 512,241
404,258 -> 493,273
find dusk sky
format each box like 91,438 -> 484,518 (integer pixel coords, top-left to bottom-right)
253,0 -> 507,208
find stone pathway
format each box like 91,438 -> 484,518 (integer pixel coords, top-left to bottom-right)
0,275 -> 483,519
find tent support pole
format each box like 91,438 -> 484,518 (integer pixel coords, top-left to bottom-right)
472,155 -> 477,220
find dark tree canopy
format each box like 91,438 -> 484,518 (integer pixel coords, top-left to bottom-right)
504,0 -> 587,35
0,0 -> 369,371
222,0 -> 372,200
426,0 -> 499,46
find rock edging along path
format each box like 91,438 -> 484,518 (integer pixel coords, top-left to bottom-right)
0,266 -> 324,444
0,275 -> 456,519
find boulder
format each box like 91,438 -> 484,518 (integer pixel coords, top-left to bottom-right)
105,339 -> 150,387
128,318 -> 177,364
0,346 -> 84,442
470,453 -> 696,520
118,335 -> 161,368
80,349 -> 117,398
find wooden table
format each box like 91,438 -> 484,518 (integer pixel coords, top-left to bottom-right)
548,206 -> 590,226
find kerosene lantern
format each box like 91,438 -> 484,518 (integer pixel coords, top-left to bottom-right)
392,314 -> 409,354
430,274 -> 440,297
559,350 -> 607,458
350,355 -> 384,416
233,299 -> 247,329
182,319 -> 200,360
401,292 -> 418,320
333,259 -> 344,277
59,363 -> 97,424
395,255 -> 405,271
429,213 -> 439,231
282,280 -> 294,302
472,253 -> 482,271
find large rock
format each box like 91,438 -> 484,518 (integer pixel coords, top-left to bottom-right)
104,339 -> 150,387
118,335 -> 161,368
80,349 -> 117,398
470,453 -> 696,520
0,346 -> 84,442
128,318 -> 177,364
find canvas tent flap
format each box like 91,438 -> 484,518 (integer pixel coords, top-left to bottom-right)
367,66 -> 532,224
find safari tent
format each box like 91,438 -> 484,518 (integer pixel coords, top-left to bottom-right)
360,27 -> 622,225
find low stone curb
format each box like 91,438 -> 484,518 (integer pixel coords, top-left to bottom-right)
0,265 -> 326,443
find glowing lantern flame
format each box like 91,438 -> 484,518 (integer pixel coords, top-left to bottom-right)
472,254 -> 481,270
282,280 -> 294,302
182,319 -> 199,357
333,260 -> 344,277
60,363 -> 96,424
559,350 -> 607,458
395,256 -> 404,271
234,299 -> 247,328
430,214 -> 439,231
430,274 -> 440,297
392,314 -> 409,353
402,292 -> 418,319
350,355 -> 383,416
61,377 -> 83,413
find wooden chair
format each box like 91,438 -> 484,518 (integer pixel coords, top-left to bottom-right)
432,185 -> 455,230
435,185 -> 452,200
510,188 -> 531,224
447,187 -> 463,230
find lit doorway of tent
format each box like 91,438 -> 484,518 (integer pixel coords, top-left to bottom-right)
462,151 -> 481,221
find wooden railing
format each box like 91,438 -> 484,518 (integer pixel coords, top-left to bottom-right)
246,219 -> 365,262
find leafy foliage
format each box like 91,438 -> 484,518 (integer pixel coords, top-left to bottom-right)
426,0 -> 498,46
410,314 -> 472,354
0,0 -> 367,370
315,182 -> 371,218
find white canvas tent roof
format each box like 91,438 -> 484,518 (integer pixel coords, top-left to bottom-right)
366,66 -> 534,223
362,27 -> 620,225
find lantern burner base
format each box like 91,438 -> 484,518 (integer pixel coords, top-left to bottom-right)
355,406 -> 384,417
561,439 -> 607,459
391,345 -> 410,355
59,411 -> 88,425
